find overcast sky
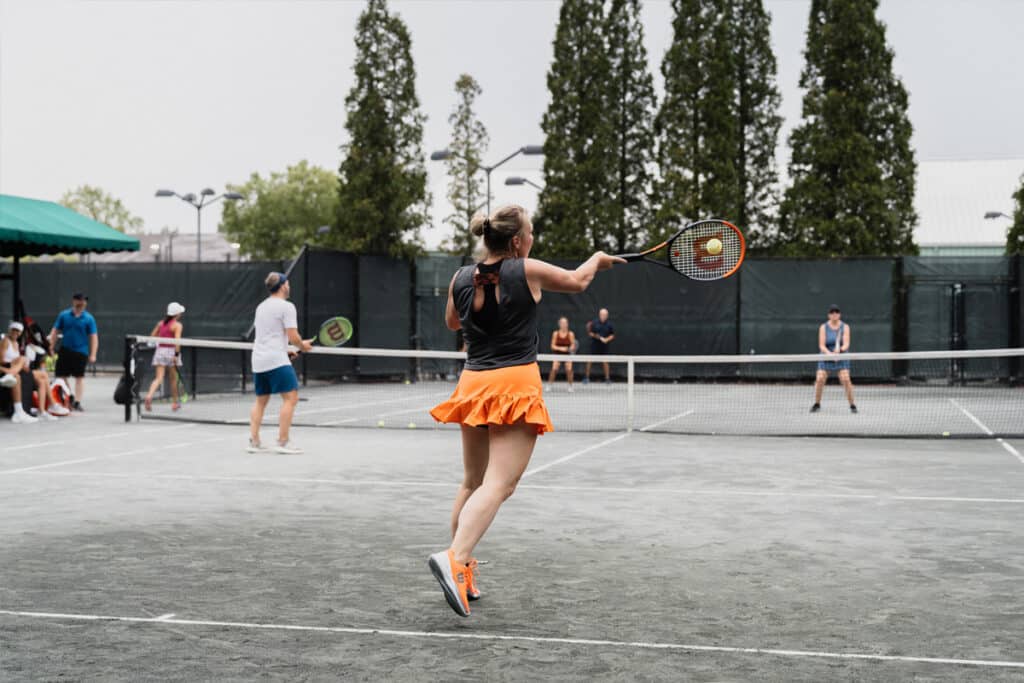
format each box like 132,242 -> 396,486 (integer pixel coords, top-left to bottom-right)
1,0 -> 1021,250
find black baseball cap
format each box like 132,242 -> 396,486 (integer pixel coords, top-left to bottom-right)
72,293 -> 88,301
828,304 -> 840,312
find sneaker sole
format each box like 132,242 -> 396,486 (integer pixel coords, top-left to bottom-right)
428,552 -> 470,617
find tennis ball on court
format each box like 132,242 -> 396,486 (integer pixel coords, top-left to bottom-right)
706,237 -> 723,255
942,431 -> 950,437
407,422 -> 417,429
377,420 -> 385,428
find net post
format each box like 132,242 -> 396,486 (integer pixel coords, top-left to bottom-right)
122,335 -> 133,423
626,357 -> 635,432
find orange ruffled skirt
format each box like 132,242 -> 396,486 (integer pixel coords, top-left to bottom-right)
430,362 -> 554,435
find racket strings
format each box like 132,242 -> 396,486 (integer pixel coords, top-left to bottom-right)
669,221 -> 744,281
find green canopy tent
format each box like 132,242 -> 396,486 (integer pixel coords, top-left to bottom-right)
0,193 -> 140,314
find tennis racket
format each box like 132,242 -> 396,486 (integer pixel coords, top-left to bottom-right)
314,316 -> 354,347
617,219 -> 745,281
173,361 -> 189,406
834,322 -> 842,354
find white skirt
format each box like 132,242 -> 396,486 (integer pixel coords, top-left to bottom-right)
152,346 -> 181,367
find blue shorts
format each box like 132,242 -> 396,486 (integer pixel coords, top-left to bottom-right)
254,365 -> 299,396
817,359 -> 851,373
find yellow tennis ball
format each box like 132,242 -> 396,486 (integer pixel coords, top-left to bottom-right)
706,238 -> 723,255
407,422 -> 417,429
377,420 -> 385,428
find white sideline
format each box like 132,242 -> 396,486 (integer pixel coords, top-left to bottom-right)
15,470 -> 1024,505
0,435 -> 232,475
5,424 -> 190,452
1,609 -> 1023,670
948,398 -> 1024,465
521,433 -> 629,478
639,410 -> 695,432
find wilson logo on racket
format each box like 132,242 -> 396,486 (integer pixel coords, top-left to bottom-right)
324,321 -> 347,342
693,234 -> 725,271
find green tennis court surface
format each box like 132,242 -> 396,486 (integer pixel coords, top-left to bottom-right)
3,375 -> 1024,680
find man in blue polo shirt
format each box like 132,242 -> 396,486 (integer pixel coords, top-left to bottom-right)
48,293 -> 98,411
584,307 -> 615,384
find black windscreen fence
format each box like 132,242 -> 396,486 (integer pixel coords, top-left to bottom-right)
3,252 -> 1020,372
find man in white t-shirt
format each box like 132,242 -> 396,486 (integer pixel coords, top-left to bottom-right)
248,271 -> 312,454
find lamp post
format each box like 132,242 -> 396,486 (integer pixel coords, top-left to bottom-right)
155,188 -> 244,262
505,176 -> 545,191
430,145 -> 544,216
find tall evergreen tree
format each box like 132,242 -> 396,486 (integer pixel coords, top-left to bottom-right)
655,0 -> 739,236
536,0 -> 614,257
334,0 -> 429,258
604,0 -> 658,253
442,74 -> 489,258
732,0 -> 783,247
1007,174 -> 1024,255
779,0 -> 917,256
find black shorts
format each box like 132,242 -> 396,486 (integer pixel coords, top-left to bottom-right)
589,342 -> 609,355
55,349 -> 89,377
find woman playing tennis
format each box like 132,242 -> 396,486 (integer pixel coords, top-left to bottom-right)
143,302 -> 185,412
547,316 -> 577,392
428,205 -> 623,617
811,303 -> 857,413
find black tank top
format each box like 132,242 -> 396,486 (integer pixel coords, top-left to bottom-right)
453,258 -> 539,371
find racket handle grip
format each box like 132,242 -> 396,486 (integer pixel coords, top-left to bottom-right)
616,253 -> 644,262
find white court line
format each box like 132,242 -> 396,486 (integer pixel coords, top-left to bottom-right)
4,424 -> 191,452
639,410 -> 694,432
155,613 -> 176,621
295,392 -> 450,419
318,404 -> 437,427
1,609 -> 1022,670
522,433 -> 630,478
948,398 -> 1024,465
16,470 -> 1024,505
0,436 -> 233,475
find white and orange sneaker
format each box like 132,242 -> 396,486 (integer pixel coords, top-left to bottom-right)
466,558 -> 481,601
428,549 -> 471,617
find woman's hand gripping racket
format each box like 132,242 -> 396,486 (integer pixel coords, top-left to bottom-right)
617,218 -> 746,281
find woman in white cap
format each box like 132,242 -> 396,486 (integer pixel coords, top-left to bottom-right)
144,302 -> 185,411
1,322 -> 44,423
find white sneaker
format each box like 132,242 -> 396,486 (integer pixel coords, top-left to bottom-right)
39,411 -> 59,422
246,439 -> 268,454
568,385 -> 575,393
48,404 -> 70,416
12,411 -> 38,424
274,441 -> 303,455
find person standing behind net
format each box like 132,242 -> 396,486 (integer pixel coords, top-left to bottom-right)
248,272 -> 312,454
428,205 -> 623,617
811,304 -> 857,413
547,316 -> 577,392
48,293 -> 97,411
143,302 -> 185,412
584,307 -> 615,383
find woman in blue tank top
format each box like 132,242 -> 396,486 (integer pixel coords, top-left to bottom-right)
811,304 -> 857,413
427,205 -> 623,617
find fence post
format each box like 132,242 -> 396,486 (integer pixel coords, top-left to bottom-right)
626,357 -> 635,433
122,335 -> 134,422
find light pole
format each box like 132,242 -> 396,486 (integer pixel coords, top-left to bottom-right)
155,188 -> 244,262
430,145 -> 544,216
505,176 -> 545,191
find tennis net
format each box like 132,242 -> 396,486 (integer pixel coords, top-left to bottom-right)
126,335 -> 1024,439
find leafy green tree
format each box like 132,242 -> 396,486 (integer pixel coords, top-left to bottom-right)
732,0 -> 783,248
442,74 -> 489,258
778,0 -> 917,257
536,0 -> 614,257
1007,174 -> 1024,255
220,161 -> 339,260
60,185 -> 143,234
334,0 -> 430,259
604,0 -> 658,253
655,0 -> 733,237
